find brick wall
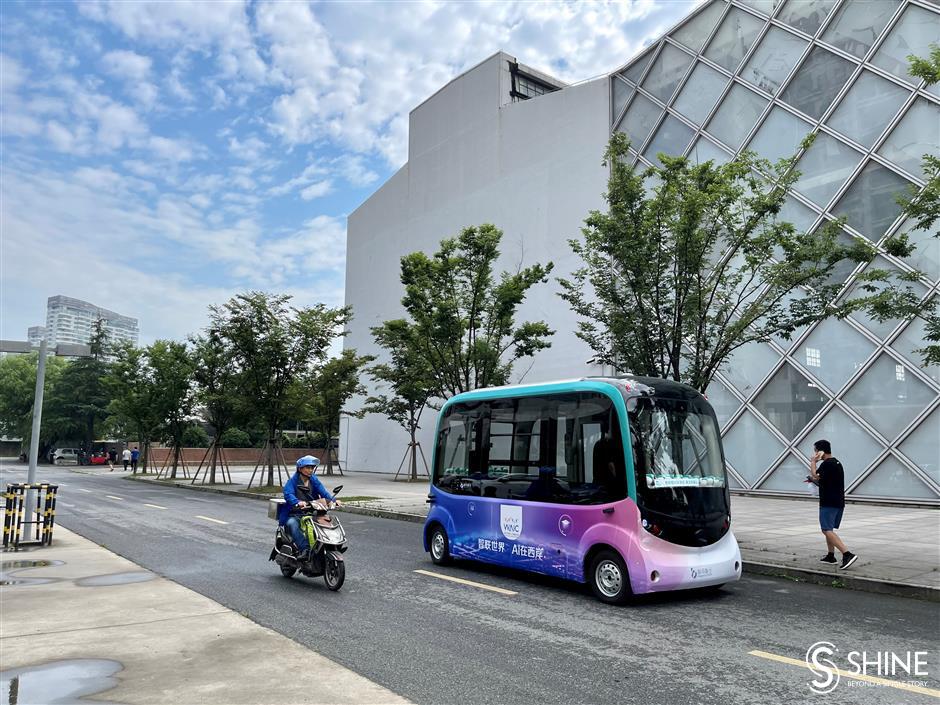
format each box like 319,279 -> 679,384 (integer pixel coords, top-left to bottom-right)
146,447 -> 327,466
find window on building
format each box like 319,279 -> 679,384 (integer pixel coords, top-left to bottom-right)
510,63 -> 560,102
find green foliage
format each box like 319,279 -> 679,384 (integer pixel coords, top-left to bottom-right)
560,132 -> 925,391
182,424 -> 210,447
190,329 -> 245,443
219,427 -> 252,448
394,224 -> 554,397
364,319 -> 437,478
46,319 -> 113,449
907,44 -> 940,86
297,349 -> 374,474
148,340 -> 195,459
105,343 -> 162,472
0,353 -> 66,447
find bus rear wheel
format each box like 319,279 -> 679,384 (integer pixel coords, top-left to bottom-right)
589,550 -> 631,605
429,525 -> 451,565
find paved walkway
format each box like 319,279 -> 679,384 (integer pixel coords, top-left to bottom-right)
5,460 -> 938,598
0,524 -> 409,705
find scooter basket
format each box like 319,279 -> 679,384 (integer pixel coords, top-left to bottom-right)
268,498 -> 285,520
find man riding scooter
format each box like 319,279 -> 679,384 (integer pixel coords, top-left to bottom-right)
277,455 -> 343,561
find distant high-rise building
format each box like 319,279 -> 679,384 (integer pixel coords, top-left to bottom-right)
45,295 -> 139,348
27,326 -> 46,347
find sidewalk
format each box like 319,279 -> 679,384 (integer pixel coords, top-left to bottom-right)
113,465 -> 940,600
0,525 -> 409,705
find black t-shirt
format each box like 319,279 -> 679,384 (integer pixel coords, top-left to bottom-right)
817,457 -> 845,508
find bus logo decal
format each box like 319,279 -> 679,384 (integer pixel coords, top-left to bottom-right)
500,505 -> 522,540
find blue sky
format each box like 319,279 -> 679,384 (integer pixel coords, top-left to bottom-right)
1,0 -> 696,344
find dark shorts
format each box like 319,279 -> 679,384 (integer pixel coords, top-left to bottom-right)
819,506 -> 844,532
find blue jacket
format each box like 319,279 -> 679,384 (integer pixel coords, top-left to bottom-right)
278,471 -> 335,525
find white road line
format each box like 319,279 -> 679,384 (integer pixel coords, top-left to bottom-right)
195,515 -> 229,525
143,503 -> 167,510
105,495 -> 124,501
78,488 -> 93,493
59,502 -> 75,508
413,569 -> 518,595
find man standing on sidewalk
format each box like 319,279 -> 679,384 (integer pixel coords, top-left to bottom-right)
809,439 -> 858,570
131,446 -> 140,473
122,446 -> 131,472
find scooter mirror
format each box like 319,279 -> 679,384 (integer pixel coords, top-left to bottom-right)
332,485 -> 343,495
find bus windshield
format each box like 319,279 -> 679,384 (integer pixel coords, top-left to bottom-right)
628,395 -> 725,490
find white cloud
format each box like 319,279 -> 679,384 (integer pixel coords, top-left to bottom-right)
228,135 -> 267,162
101,49 -> 152,81
300,180 -> 332,201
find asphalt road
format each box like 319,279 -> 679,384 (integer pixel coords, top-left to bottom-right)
6,466 -> 939,705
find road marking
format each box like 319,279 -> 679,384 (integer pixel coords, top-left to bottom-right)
78,488 -> 93,493
748,650 -> 940,698
105,495 -> 124,501
143,503 -> 167,510
195,515 -> 229,525
59,502 -> 75,508
413,569 -> 517,596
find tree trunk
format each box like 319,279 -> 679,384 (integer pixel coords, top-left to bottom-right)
142,439 -> 150,473
410,427 -> 418,481
266,425 -> 277,487
209,443 -> 217,485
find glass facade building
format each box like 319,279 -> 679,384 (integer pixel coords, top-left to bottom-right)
611,0 -> 939,503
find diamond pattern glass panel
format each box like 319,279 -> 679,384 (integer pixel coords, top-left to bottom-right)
723,409 -> 785,484
690,135 -> 732,165
728,472 -> 743,489
901,219 -> 940,283
899,408 -> 940,484
893,310 -> 940,385
642,43 -> 694,104
780,47 -> 855,119
794,133 -> 862,208
847,257 -> 928,340
795,318 -> 874,393
759,454 -> 812,492
799,407 -> 881,486
673,61 -> 729,125
704,7 -> 765,73
742,26 -> 807,95
612,77 -> 633,123
617,93 -> 662,148
720,341 -> 779,396
821,0 -> 897,59
672,1 -> 728,53
852,456 -> 936,500
622,48 -> 655,85
778,0 -> 836,35
643,114 -> 695,166
772,289 -> 811,350
706,83 -> 768,150
737,0 -> 776,15
704,378 -> 742,428
833,161 -> 910,241
826,71 -> 909,148
753,363 -> 828,439
842,354 -> 938,441
747,106 -> 812,163
871,5 -> 940,86
878,98 -> 940,178
777,195 -> 817,234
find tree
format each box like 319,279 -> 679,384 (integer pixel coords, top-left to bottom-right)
182,425 -> 210,448
46,319 -> 112,452
0,353 -> 65,451
106,344 -> 162,473
212,292 -> 351,487
394,224 -> 554,399
559,132 -> 919,392
148,340 -> 195,479
299,349 -> 374,476
364,320 -> 438,480
190,330 -> 245,484
220,428 -> 252,448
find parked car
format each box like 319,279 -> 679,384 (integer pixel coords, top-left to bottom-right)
89,452 -> 109,465
51,448 -> 80,465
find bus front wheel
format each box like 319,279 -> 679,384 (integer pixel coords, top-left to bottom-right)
429,525 -> 451,565
589,550 -> 631,605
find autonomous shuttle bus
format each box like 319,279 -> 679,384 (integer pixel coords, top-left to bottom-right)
422,376 -> 741,604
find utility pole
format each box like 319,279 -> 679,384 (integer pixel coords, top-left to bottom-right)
27,339 -> 48,484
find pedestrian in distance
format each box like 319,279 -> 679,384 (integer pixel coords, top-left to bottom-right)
808,439 -> 858,570
122,446 -> 131,472
108,448 -> 117,471
131,446 -> 140,473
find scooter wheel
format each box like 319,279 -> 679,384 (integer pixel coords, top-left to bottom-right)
280,565 -> 297,578
324,557 -> 345,591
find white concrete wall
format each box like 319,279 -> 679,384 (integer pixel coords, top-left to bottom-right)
344,54 -> 610,473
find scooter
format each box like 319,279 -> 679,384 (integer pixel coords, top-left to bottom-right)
269,485 -> 347,591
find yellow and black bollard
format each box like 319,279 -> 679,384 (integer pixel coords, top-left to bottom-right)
2,483 -> 59,550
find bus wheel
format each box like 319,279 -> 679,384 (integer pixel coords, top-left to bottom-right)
429,525 -> 451,565
589,550 -> 631,605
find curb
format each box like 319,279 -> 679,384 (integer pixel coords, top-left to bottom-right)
125,475 -> 937,602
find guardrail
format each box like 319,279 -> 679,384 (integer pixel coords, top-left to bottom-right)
3,483 -> 59,550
